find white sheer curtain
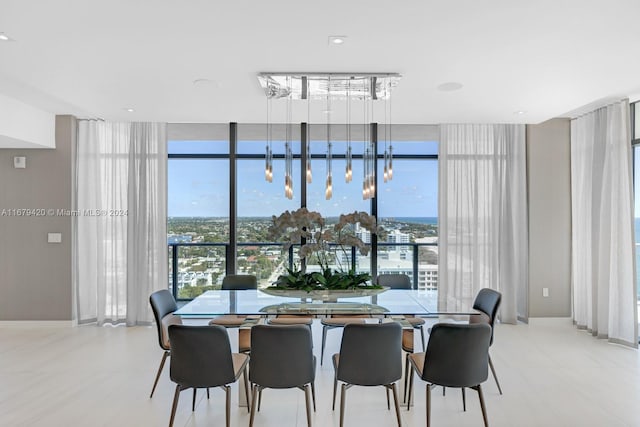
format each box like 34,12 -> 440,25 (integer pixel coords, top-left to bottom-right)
438,124 -> 527,324
571,100 -> 637,347
75,120 -> 167,326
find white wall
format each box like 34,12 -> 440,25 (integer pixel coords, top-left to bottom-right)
0,93 -> 55,148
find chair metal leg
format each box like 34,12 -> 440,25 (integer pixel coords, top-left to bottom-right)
386,386 -> 390,410
462,387 -> 466,411
340,383 -> 348,427
168,385 -> 181,427
206,388 -> 210,399
488,354 -> 503,394
407,364 -> 414,410
403,353 -> 410,403
192,388 -> 196,411
311,381 -> 317,412
150,350 -> 169,398
249,384 -> 259,427
304,384 -> 313,427
225,385 -> 231,427
243,367 -> 250,413
390,383 -> 402,427
426,384 -> 432,427
419,326 -> 426,352
474,385 -> 490,427
332,374 -> 338,410
321,326 -> 328,366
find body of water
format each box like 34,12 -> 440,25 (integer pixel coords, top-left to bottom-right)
382,217 -> 438,225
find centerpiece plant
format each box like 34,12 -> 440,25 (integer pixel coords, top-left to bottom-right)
267,208 -> 385,292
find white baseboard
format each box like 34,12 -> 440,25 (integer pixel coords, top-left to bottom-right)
0,320 -> 75,328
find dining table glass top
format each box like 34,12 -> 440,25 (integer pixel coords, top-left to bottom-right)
174,288 -> 448,317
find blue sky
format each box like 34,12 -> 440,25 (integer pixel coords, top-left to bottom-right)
168,140 -> 438,218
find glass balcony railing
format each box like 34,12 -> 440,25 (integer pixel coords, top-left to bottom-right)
168,242 -> 438,300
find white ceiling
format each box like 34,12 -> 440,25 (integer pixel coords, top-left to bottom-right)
1,0 -> 640,125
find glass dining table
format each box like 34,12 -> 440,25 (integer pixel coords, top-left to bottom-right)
173,288 -> 470,318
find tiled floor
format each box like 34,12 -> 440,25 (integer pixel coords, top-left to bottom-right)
1,317 -> 639,427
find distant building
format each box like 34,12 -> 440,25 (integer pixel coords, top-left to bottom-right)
417,264 -> 438,290
386,229 -> 410,252
168,234 -> 193,244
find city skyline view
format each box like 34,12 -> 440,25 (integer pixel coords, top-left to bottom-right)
168,140 -> 438,218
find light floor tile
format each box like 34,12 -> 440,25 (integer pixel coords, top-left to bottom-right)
1,318 -> 639,426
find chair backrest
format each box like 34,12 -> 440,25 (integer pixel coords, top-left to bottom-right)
471,288 -> 502,345
222,274 -> 258,290
422,323 -> 491,388
149,289 -> 179,350
249,324 -> 315,388
375,273 -> 411,289
337,322 -> 402,386
168,324 -> 237,388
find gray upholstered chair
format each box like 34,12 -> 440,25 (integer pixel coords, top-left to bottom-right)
407,323 -> 492,427
209,274 -> 258,352
167,324 -> 249,427
429,287 -> 503,401
376,273 -> 426,350
220,274 -> 258,290
248,324 -> 316,427
149,289 -> 210,409
375,273 -> 426,403
149,289 -> 181,398
332,322 -> 403,427
471,288 -> 503,394
320,311 -> 375,365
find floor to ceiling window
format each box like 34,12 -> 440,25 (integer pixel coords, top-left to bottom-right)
376,138 -> 438,290
167,123 -> 438,299
633,102 -> 640,300
167,125 -> 229,299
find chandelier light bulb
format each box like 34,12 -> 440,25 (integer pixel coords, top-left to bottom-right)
259,73 -> 400,198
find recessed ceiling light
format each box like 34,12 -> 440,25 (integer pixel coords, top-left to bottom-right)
0,33 -> 14,42
514,110 -> 526,115
328,35 -> 347,45
193,78 -> 219,88
124,108 -> 134,113
437,82 -> 464,92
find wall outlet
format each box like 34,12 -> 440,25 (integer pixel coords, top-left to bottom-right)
47,233 -> 62,243
542,287 -> 549,297
13,156 -> 26,168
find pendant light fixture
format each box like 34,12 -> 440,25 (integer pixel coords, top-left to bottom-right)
258,72 -> 401,200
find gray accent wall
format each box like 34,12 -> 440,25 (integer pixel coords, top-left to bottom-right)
527,118 -> 572,317
0,115 -> 74,320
